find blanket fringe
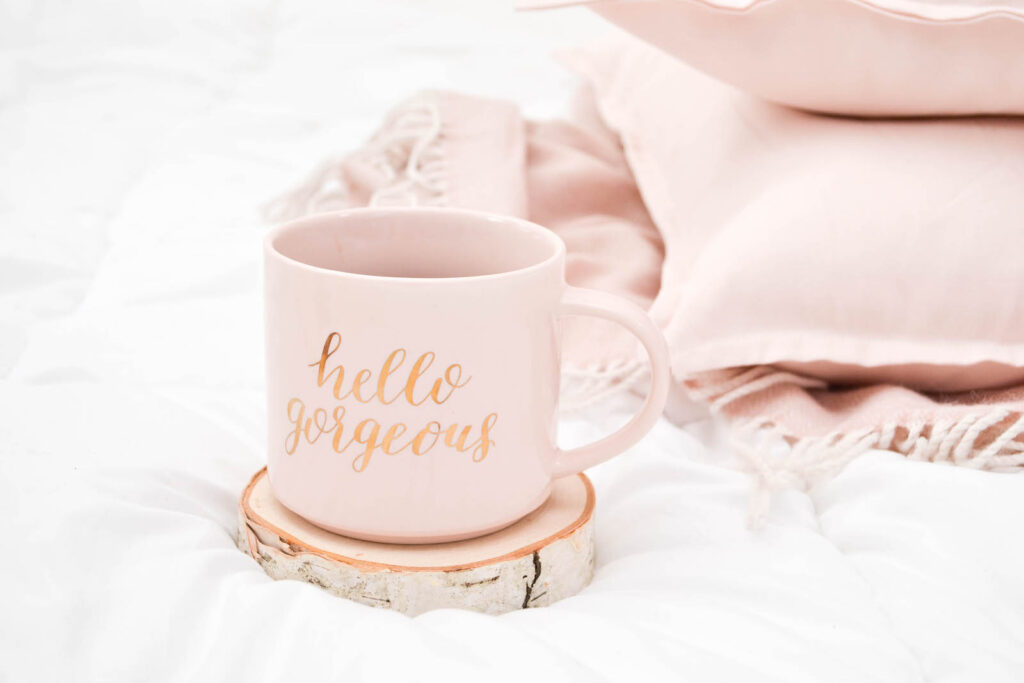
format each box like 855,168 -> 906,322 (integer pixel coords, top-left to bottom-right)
263,94 -> 447,223
693,367 -> 1024,527
560,360 -> 648,413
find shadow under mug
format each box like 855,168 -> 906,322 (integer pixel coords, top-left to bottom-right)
264,207 -> 670,543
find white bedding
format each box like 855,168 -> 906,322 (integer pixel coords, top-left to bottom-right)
2,1 -> 1023,681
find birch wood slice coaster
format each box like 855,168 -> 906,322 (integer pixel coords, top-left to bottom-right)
237,467 -> 596,616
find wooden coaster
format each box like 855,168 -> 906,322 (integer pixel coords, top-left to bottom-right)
237,468 -> 595,615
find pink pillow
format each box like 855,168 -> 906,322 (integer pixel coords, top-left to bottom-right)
521,0 -> 1024,116
563,36 -> 1024,390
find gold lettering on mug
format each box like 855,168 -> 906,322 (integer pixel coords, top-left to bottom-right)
286,332 -> 499,471
349,418 -> 381,472
412,420 -> 443,455
350,369 -> 374,403
381,423 -> 408,455
311,332 -> 345,398
474,413 -> 498,462
377,348 -> 407,404
330,405 -> 347,452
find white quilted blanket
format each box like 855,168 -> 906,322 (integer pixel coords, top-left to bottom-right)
2,1 -> 1022,681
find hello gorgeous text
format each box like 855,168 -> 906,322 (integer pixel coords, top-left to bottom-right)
284,332 -> 498,472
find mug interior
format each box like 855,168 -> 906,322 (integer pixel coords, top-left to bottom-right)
270,209 -> 562,279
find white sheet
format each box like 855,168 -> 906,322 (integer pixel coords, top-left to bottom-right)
2,1 -> 1023,681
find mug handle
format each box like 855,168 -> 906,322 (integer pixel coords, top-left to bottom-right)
552,286 -> 672,477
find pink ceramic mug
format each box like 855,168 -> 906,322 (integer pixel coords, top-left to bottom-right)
264,207 -> 670,543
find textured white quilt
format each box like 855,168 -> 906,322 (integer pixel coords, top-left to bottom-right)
2,1 -> 1022,681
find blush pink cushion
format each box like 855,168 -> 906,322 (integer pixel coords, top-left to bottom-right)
563,36 -> 1024,390
520,0 -> 1024,116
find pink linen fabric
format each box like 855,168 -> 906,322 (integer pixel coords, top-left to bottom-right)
517,0 -> 1024,117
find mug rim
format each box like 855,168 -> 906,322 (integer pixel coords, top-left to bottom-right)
264,206 -> 566,283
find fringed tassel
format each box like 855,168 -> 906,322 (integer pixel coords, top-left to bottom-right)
559,360 -> 648,414
692,366 -> 1024,527
262,94 -> 447,224
730,420 -> 877,528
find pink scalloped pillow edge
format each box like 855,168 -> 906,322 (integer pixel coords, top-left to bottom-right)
518,0 -> 1024,116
